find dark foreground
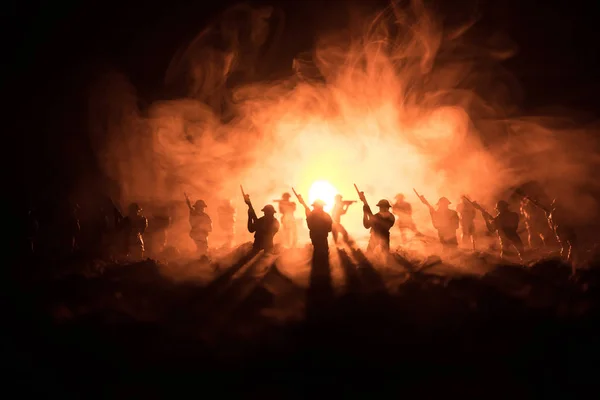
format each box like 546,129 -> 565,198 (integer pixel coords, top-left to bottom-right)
6,244 -> 600,398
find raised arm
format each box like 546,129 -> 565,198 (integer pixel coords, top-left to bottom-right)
247,210 -> 257,233
362,204 -> 373,229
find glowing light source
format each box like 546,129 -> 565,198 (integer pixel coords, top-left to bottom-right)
308,180 -> 338,212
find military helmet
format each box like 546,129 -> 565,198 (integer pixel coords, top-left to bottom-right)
282,192 -> 291,199
312,199 -> 326,208
261,204 -> 276,214
335,194 -> 343,200
496,200 -> 509,210
194,199 -> 207,208
437,197 -> 451,206
376,199 -> 391,208
129,203 -> 142,213
394,193 -> 405,200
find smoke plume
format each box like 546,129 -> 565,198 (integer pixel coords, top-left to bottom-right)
87,0 -> 600,251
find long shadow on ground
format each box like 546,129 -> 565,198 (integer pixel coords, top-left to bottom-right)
6,251 -> 600,397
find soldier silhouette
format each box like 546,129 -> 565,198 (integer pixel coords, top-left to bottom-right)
185,194 -> 212,259
416,194 -> 459,253
456,196 -> 477,250
547,200 -> 577,271
331,194 -> 353,245
527,197 -> 577,273
122,202 -> 148,260
276,192 -> 298,248
304,199 -> 333,257
392,193 -> 416,242
217,199 -> 236,249
363,199 -> 395,254
247,204 -> 280,254
520,197 -> 551,249
482,200 -> 524,261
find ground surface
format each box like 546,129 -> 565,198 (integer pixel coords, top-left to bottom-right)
6,242 -> 600,398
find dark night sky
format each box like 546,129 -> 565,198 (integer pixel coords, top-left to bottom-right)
4,0 -> 600,197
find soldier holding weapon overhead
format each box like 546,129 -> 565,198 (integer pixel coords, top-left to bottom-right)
415,189 -> 459,253
242,185 -> 279,254
356,184 -> 395,255
185,192 -> 212,260
292,187 -> 332,257
463,196 -> 523,262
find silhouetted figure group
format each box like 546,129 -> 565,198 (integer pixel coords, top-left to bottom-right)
22,179 -> 583,277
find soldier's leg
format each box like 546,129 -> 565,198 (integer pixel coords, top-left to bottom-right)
341,224 -> 350,244
461,227 -> 468,246
399,227 -> 407,243
332,224 -> 339,243
195,239 -> 208,256
469,225 -> 476,250
367,235 -> 376,254
498,239 -> 507,260
382,235 -> 391,257
525,224 -> 534,248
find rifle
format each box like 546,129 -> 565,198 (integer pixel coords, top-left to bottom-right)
354,184 -> 369,207
462,195 -> 495,232
184,192 -> 193,210
240,185 -> 257,220
461,196 -> 492,219
515,188 -> 553,215
291,187 -> 310,215
413,188 -> 433,211
341,200 -> 357,205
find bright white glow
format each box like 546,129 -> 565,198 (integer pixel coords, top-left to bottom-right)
308,180 -> 338,212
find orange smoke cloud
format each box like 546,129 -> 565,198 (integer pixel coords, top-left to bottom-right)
88,0 -> 600,251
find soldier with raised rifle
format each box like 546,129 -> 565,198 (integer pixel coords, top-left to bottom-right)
456,196 -> 477,250
356,184 -> 395,255
185,193 -> 212,259
331,194 -> 355,245
464,197 -> 523,261
273,192 -> 297,248
242,186 -> 280,254
293,188 -> 332,257
392,193 -> 417,242
415,190 -> 459,252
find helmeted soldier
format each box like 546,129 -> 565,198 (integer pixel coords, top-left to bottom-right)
392,193 -> 416,242
331,194 -> 353,244
546,200 -> 577,268
430,197 -> 459,251
217,199 -> 236,249
363,199 -> 395,254
520,197 -> 551,249
456,196 -> 477,250
186,198 -> 212,258
122,202 -> 148,260
277,192 -> 297,248
247,204 -> 280,253
483,200 -> 524,261
305,199 -> 333,256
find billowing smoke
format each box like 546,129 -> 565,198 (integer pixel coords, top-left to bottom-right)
87,0 -> 600,252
